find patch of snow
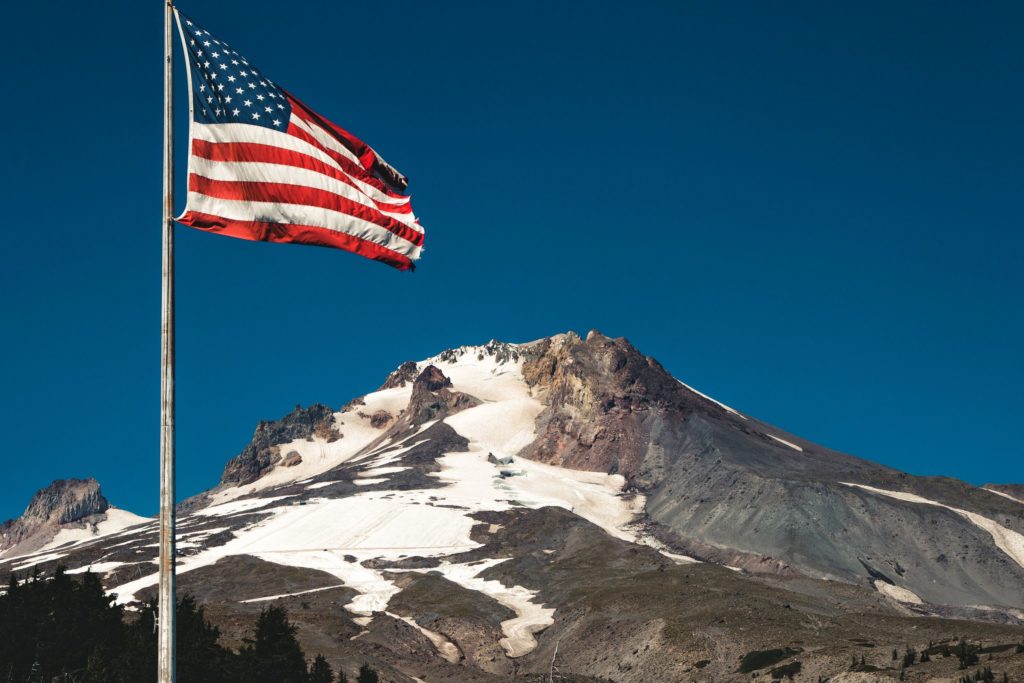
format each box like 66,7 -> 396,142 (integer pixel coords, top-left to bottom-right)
843,483 -> 1024,571
358,466 -> 407,478
239,583 -> 347,603
39,507 -> 151,553
425,559 -> 554,658
11,552 -> 68,572
767,434 -> 803,452
387,612 -> 460,663
305,482 -> 335,490
677,380 -> 745,419
985,488 -> 1024,506
874,580 -> 923,604
66,562 -> 126,575
353,478 -> 387,486
195,496 -> 291,517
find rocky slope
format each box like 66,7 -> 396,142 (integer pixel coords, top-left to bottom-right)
1,332 -> 1022,682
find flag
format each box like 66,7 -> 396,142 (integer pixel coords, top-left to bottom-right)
173,11 -> 423,271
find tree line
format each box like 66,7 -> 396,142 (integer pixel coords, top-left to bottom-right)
0,567 -> 380,683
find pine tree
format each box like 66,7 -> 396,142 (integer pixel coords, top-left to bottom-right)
357,663 -> 380,683
308,654 -> 334,683
237,605 -> 308,683
177,594 -> 234,681
336,670 -> 349,683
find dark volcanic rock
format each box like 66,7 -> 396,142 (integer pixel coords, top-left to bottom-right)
402,366 -> 481,429
221,403 -> 340,486
0,478 -> 109,552
379,360 -> 419,390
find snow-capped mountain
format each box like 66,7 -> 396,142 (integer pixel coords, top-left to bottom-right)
2,331 -> 1023,682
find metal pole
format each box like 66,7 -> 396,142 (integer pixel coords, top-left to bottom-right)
159,0 -> 176,681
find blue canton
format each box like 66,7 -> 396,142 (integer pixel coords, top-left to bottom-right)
177,13 -> 292,130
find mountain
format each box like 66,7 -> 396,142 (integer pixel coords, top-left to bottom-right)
1,332 -> 1022,682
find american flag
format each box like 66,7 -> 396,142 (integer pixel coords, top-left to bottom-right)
174,11 -> 423,271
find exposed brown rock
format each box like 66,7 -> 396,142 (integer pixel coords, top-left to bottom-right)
378,360 -> 419,390
369,410 -> 393,428
280,451 -> 303,467
221,404 -> 340,486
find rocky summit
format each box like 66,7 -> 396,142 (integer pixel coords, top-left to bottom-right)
2,332 -> 1023,682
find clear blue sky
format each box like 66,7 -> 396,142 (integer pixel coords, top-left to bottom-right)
1,1 -> 1021,520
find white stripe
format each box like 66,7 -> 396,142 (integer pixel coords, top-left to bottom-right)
191,121 -> 410,207
188,157 -> 422,233
186,192 -> 422,258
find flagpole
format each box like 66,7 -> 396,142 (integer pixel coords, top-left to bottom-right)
159,0 -> 176,680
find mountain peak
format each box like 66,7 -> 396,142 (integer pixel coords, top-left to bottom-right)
0,477 -> 110,554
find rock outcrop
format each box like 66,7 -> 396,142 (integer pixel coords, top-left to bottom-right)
221,403 -> 342,486
0,478 -> 109,553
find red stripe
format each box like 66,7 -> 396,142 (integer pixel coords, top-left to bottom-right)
178,211 -> 415,271
191,138 -> 412,215
287,96 -> 383,185
188,174 -> 424,247
286,121 -> 406,202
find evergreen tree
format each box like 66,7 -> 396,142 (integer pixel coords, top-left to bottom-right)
336,670 -> 349,683
308,654 -> 334,683
177,594 -> 234,681
238,605 -> 308,683
357,663 -> 380,683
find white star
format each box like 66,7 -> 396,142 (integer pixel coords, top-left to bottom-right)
203,61 -> 210,68
219,63 -> 228,71
256,94 -> 265,101
252,112 -> 260,120
185,19 -> 193,25
238,70 -> 248,77
248,82 -> 257,89
231,59 -> 239,65
203,40 -> 211,47
224,95 -> 232,103
277,103 -> 285,110
272,119 -> 282,127
196,50 -> 203,57
232,108 -> 240,116
199,84 -> 206,92
228,75 -> 236,82
206,96 -> 213,103
211,51 -> 220,58
244,99 -> 252,107
190,38 -> 195,46
209,72 -> 217,80
217,84 -> 225,91
264,106 -> 272,113
214,108 -> 222,115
